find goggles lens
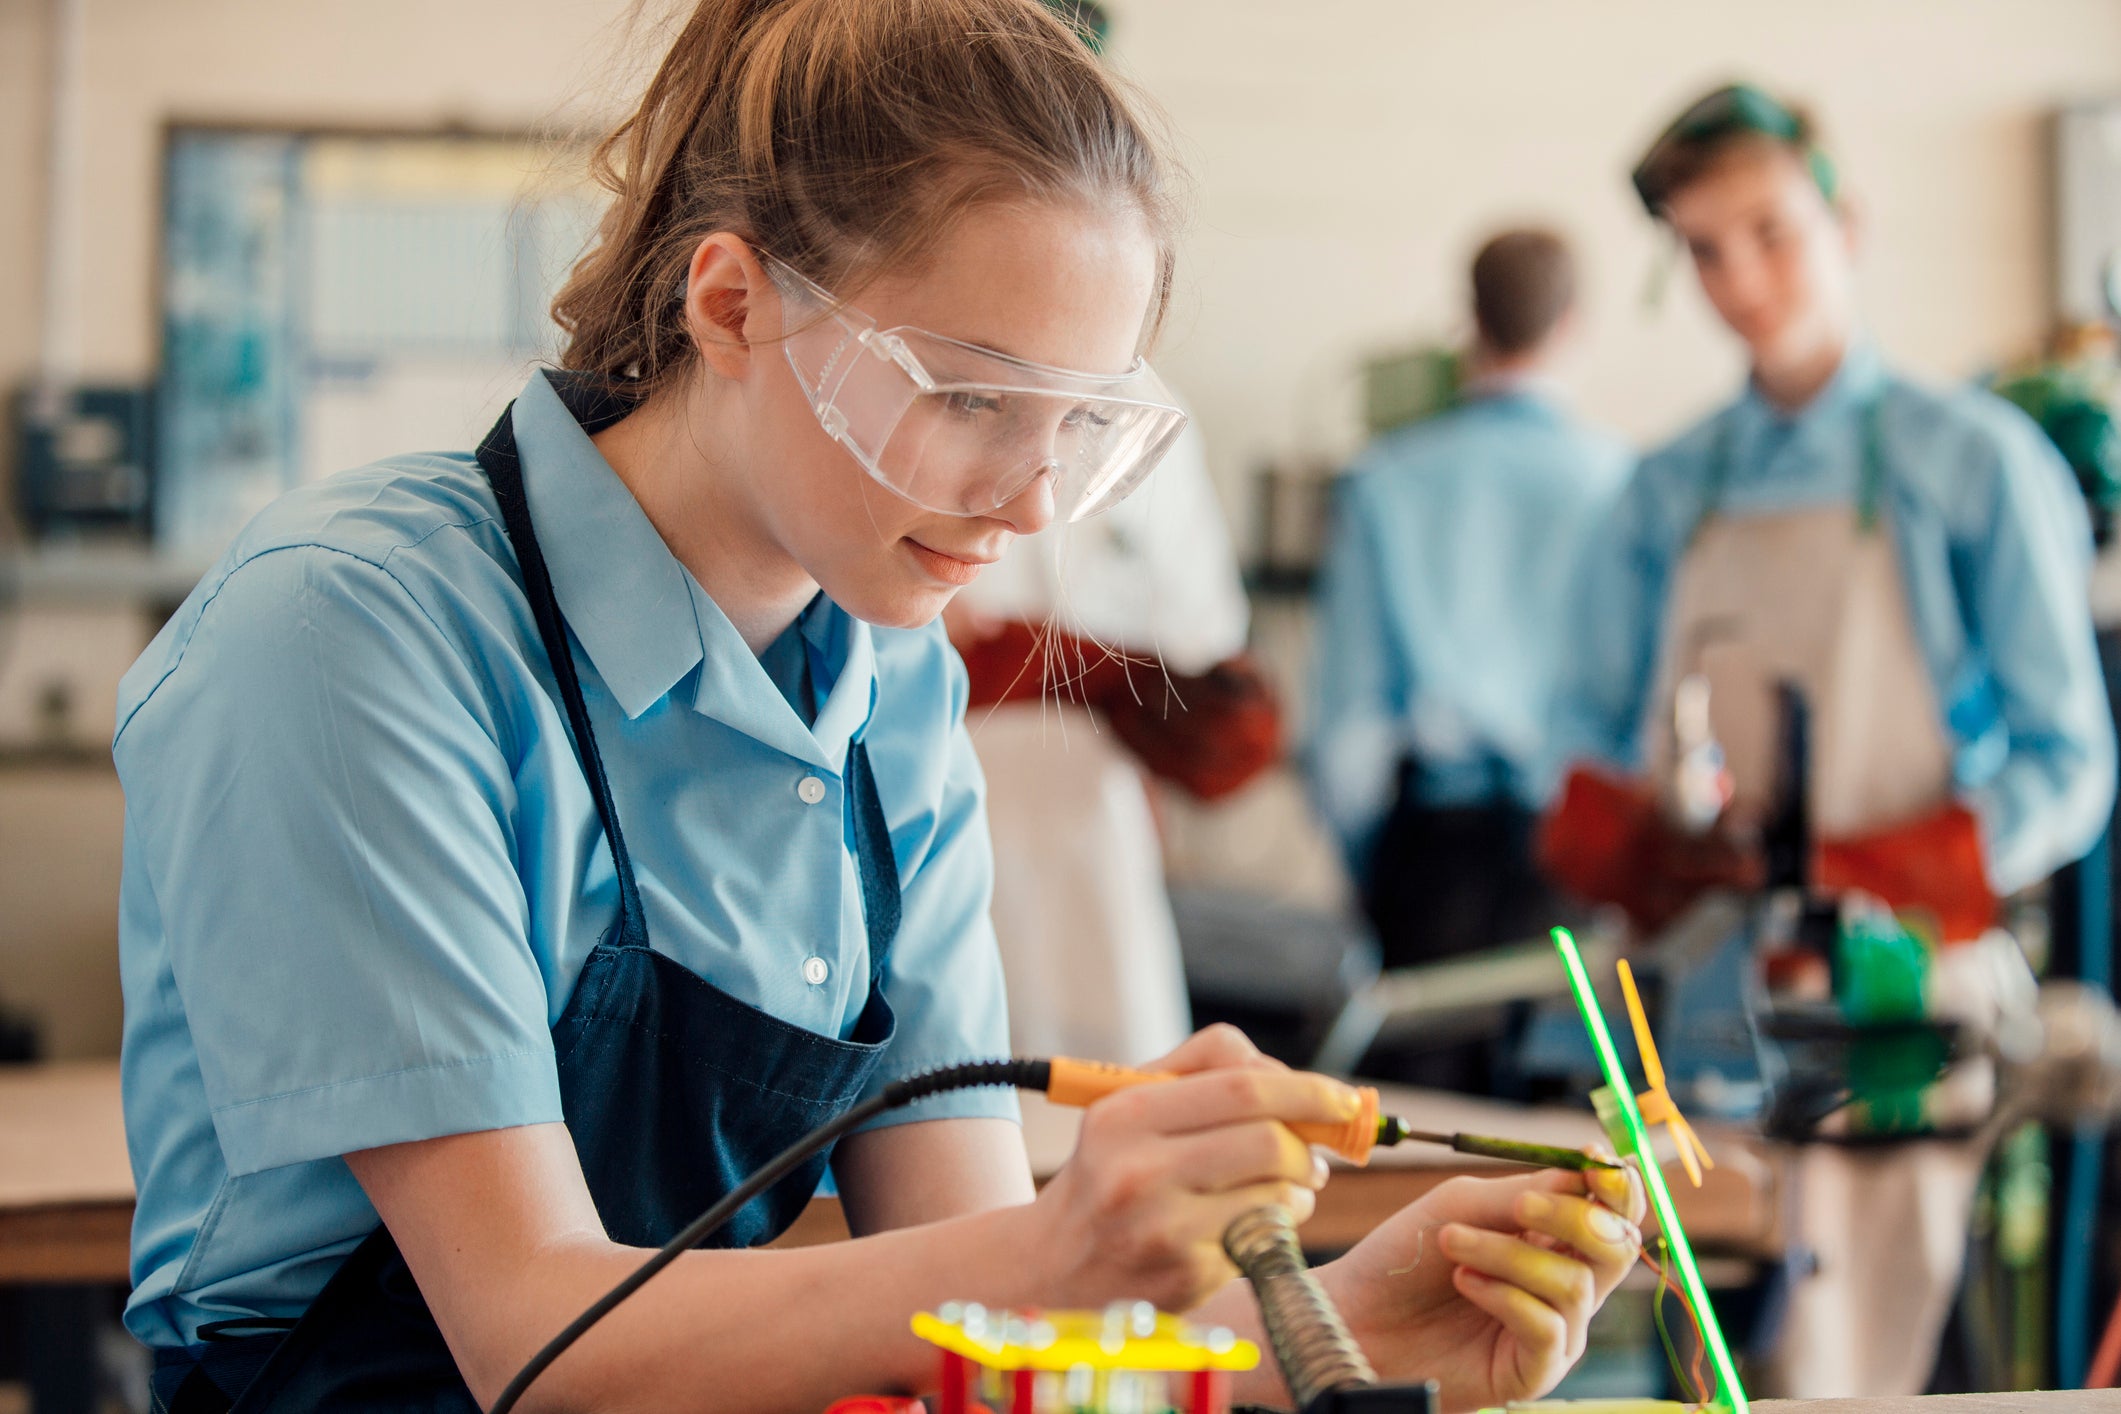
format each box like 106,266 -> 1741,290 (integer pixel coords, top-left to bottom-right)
766,254 -> 1186,522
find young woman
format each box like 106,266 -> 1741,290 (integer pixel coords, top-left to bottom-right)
117,3 -> 1640,1409
1542,83 -> 2114,1395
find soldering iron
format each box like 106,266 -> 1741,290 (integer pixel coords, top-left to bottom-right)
1046,1056 -> 1619,1172
490,1056 -> 1612,1414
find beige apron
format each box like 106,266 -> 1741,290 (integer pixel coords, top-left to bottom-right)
1643,420 -> 1953,838
1644,406 -> 1987,1397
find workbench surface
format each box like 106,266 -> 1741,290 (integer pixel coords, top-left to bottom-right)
0,1063 -> 1782,1279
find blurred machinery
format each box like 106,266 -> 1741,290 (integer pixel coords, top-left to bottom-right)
1989,327 -> 2121,548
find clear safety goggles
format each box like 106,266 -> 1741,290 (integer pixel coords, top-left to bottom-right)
762,253 -> 1187,522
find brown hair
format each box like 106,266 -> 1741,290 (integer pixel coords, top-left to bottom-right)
1632,105 -> 1825,215
552,0 -> 1182,398
1470,228 -> 1576,356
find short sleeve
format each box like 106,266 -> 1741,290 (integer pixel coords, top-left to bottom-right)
1951,405 -> 2118,891
853,641 -> 1019,1131
115,546 -> 561,1176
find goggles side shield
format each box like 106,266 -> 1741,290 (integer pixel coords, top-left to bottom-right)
764,253 -> 1187,522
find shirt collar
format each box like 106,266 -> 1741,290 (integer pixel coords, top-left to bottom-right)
683,580 -> 877,771
1734,336 -> 1886,435
513,370 -> 877,771
515,369 -> 703,720
1462,369 -> 1570,409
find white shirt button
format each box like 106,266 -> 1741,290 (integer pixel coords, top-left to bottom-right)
802,956 -> 830,986
796,776 -> 826,805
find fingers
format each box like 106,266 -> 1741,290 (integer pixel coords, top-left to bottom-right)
1148,1023 -> 1287,1076
1188,1181 -> 1320,1251
1450,1266 -> 1572,1375
1585,1156 -> 1647,1228
1438,1223 -> 1597,1326
1418,1151 -> 1644,1231
1142,1180 -> 1320,1312
1091,1061 -> 1363,1140
1511,1191 -> 1640,1300
1419,1169 -> 1585,1231
1160,1121 -> 1329,1196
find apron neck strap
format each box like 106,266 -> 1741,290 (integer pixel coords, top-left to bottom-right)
1856,396 -> 1885,533
476,376 -> 651,949
473,373 -> 904,976
1695,392 -> 1888,542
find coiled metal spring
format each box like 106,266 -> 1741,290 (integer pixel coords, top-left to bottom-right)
1222,1204 -> 1376,1408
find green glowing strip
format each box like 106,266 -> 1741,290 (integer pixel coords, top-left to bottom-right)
1551,928 -> 1748,1413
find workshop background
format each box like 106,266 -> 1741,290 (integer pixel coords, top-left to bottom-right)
9,1 -> 2121,1410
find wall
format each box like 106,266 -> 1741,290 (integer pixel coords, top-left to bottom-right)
5,0 -> 2121,1053
1,0 -> 53,439
19,1 -> 2121,465
1110,0 -> 2121,507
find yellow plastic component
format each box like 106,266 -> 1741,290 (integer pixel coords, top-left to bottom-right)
1615,959 -> 1715,1189
910,1306 -> 1260,1374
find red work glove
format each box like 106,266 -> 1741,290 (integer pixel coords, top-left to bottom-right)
1537,765 -> 1764,935
951,619 -> 1133,709
950,618 -> 1283,802
1816,802 -> 1996,944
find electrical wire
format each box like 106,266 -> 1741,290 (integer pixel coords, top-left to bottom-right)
488,1057 -> 1051,1414
1642,1246 -> 1691,1403
1639,1240 -> 1710,1405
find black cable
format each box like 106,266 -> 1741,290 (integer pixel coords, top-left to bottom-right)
489,1057 -> 1051,1414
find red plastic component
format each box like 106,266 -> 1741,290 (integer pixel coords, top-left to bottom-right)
1012,1367 -> 1036,1413
938,1350 -> 973,1414
1188,1368 -> 1226,1414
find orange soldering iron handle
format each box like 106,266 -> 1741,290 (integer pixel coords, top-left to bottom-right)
1043,1056 -> 1175,1107
1043,1058 -> 1383,1165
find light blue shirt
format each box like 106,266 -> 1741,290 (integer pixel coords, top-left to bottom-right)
1550,342 -> 2117,894
114,370 -> 1017,1349
1307,388 -> 1632,869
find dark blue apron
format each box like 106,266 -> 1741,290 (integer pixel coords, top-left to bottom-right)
153,376 -> 904,1412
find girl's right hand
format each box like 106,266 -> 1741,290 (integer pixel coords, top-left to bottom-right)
1025,1024 -> 1361,1311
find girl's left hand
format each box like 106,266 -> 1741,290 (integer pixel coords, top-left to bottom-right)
1316,1159 -> 1646,1412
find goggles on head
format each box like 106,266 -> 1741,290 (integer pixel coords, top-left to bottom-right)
760,252 -> 1187,524
1631,82 -> 1838,215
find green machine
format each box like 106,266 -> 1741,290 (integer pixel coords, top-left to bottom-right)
1991,358 -> 2121,546
1361,346 -> 1462,438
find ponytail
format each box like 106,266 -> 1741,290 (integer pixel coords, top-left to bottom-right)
552,0 -> 1181,397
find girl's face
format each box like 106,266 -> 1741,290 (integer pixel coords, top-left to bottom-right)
723,200 -> 1160,631
1665,145 -> 1856,376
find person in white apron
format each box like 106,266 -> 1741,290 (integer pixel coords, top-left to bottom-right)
948,419 -> 1259,1064
1539,84 -> 2117,1395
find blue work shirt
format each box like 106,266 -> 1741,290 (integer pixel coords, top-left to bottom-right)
1307,385 -> 1632,870
114,369 -> 1017,1349
1549,341 -> 2117,894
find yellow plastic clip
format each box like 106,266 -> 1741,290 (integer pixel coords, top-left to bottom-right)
1616,959 -> 1715,1189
